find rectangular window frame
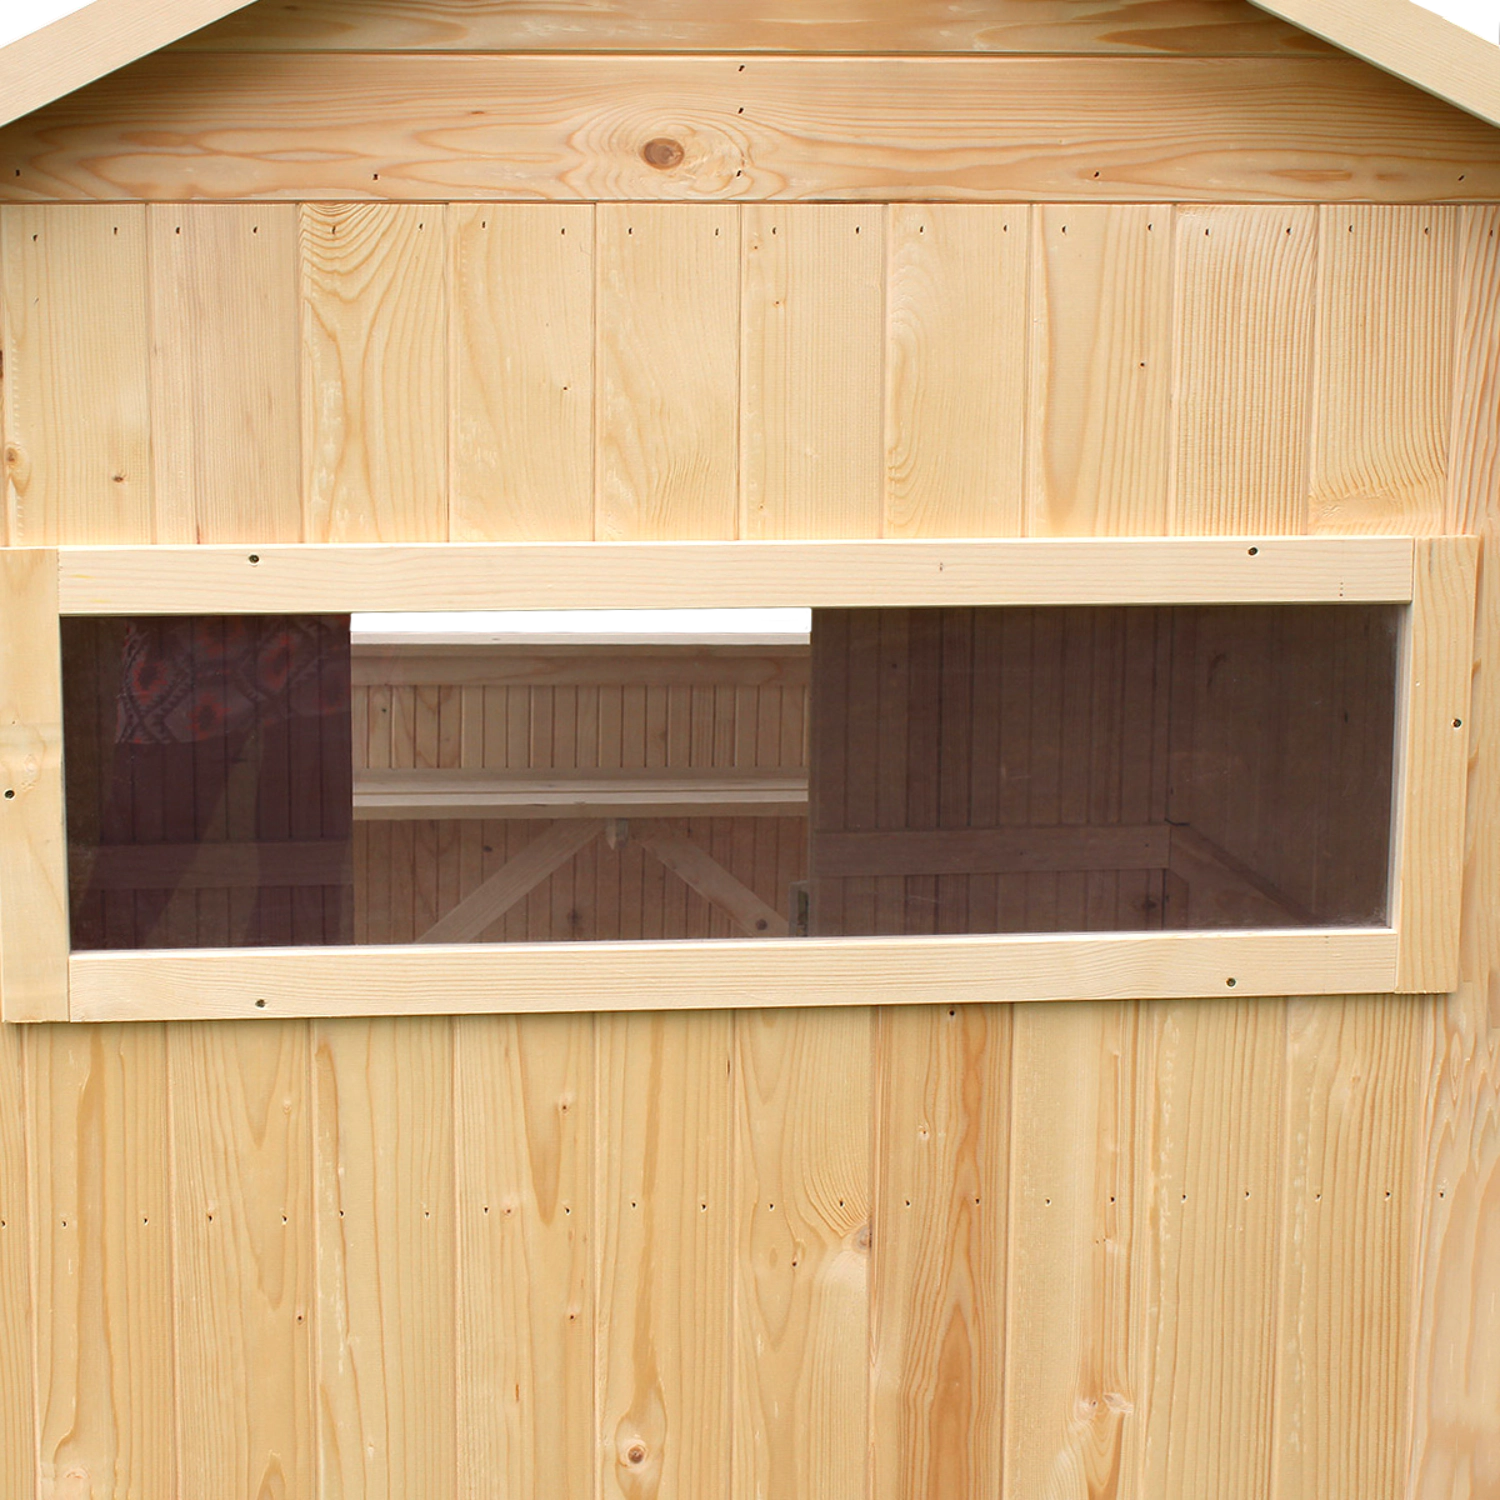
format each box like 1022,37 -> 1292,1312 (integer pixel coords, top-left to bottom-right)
0,535 -> 1475,1022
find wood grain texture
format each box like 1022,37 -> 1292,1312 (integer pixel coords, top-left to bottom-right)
0,1024 -> 32,1500
1171,205 -> 1317,536
148,204 -> 302,544
871,1004 -> 1009,1500
1,207 -> 152,544
454,1013 -> 592,1500
170,1020 -> 315,1499
7,55 -> 1499,205
596,203 -> 739,541
1310,206 -> 1458,535
734,1008 -> 870,1500
452,204 -> 594,541
0,549 -> 68,1023
28,1024 -> 173,1500
1394,539 -> 1477,994
598,1010 -> 732,1499
1027,204 -> 1173,537
313,1017 -> 456,1499
885,205 -> 1028,539
741,205 -> 884,539
1003,1001 -> 1147,1496
301,204 -> 448,542
176,0 -> 1331,53
1272,995 -> 1419,1500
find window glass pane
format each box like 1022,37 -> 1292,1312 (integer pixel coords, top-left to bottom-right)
60,603 -> 1398,950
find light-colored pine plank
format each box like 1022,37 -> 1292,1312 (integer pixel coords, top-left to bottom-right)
452,204 -> 593,541
301,203 -> 448,542
596,203 -> 738,541
742,205 -> 884,540
28,1024 -> 174,1499
148,204 -> 301,544
0,548 -> 68,1023
1310,206 -> 1458,535
6,57 -> 1498,205
734,1007 -> 870,1500
170,1020 -> 315,1498
597,1009 -> 732,1499
871,1004 -> 1009,1500
1027,204 -> 1173,537
884,205 -> 1027,539
0,1023 -> 32,1500
454,1012 -> 592,1500
635,822 -> 789,935
1393,538 -> 1477,994
1171,205 -> 1317,536
1002,1001 -> 1147,1496
313,1017 -> 457,1498
1445,206 -> 1500,539
1,206 -> 151,543
1270,996 -> 1419,1500
176,0 -> 1327,54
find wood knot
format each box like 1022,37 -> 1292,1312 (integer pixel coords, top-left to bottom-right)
855,1223 -> 871,1251
642,137 -> 684,170
625,1444 -> 648,1466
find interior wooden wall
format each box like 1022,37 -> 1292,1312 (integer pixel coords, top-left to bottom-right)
0,3 -> 1497,1499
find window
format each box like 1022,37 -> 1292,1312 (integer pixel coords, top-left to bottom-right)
0,537 -> 1473,1020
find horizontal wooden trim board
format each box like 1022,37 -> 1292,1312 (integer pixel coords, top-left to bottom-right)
351,643 -> 810,688
66,927 -> 1399,1018
69,839 -> 353,889
173,0 -> 1332,56
811,823 -> 1171,877
55,538 -> 1416,614
3,54 -> 1498,203
354,767 -> 809,819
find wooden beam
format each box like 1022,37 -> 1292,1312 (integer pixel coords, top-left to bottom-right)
811,824 -> 1171,878
57,539 -> 1416,615
0,549 -> 69,1020
1165,823 -> 1317,926
67,928 -> 1399,1019
355,768 -> 808,820
4,55 -> 1499,204
0,0 -> 257,130
351,643 -> 809,689
69,839 -> 353,891
634,823 -> 790,937
417,818 -> 603,943
1252,0 -> 1500,132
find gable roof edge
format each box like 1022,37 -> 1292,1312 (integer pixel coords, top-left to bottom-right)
1254,0 -> 1500,132
0,0 -> 256,129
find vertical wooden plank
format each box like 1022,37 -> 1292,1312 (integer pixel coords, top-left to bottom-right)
741,205 -> 884,540
1003,1002 -> 1146,1497
598,1010 -> 732,1499
596,203 -> 738,541
452,204 -> 593,541
734,1007 -> 870,1500
871,1004 -> 1009,1500
29,1024 -> 174,1499
1310,206 -> 1457,536
0,1023 -> 33,1500
314,1017 -> 456,1500
455,1013 -> 592,1500
301,204 -> 448,542
884,205 -> 1027,539
171,1020 -> 315,1500
1027,204 -> 1173,537
1271,996 -> 1419,1500
1394,538 -> 1477,994
1137,997 -> 1285,1500
1171,206 -> 1317,537
2,205 -> 152,544
148,204 -> 302,544
0,548 -> 67,1022
1409,202 -> 1500,1500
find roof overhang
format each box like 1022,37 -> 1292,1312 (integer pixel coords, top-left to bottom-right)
0,0 -> 1496,142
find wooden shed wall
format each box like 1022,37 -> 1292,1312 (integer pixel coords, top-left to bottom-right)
0,3 -> 1498,1499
